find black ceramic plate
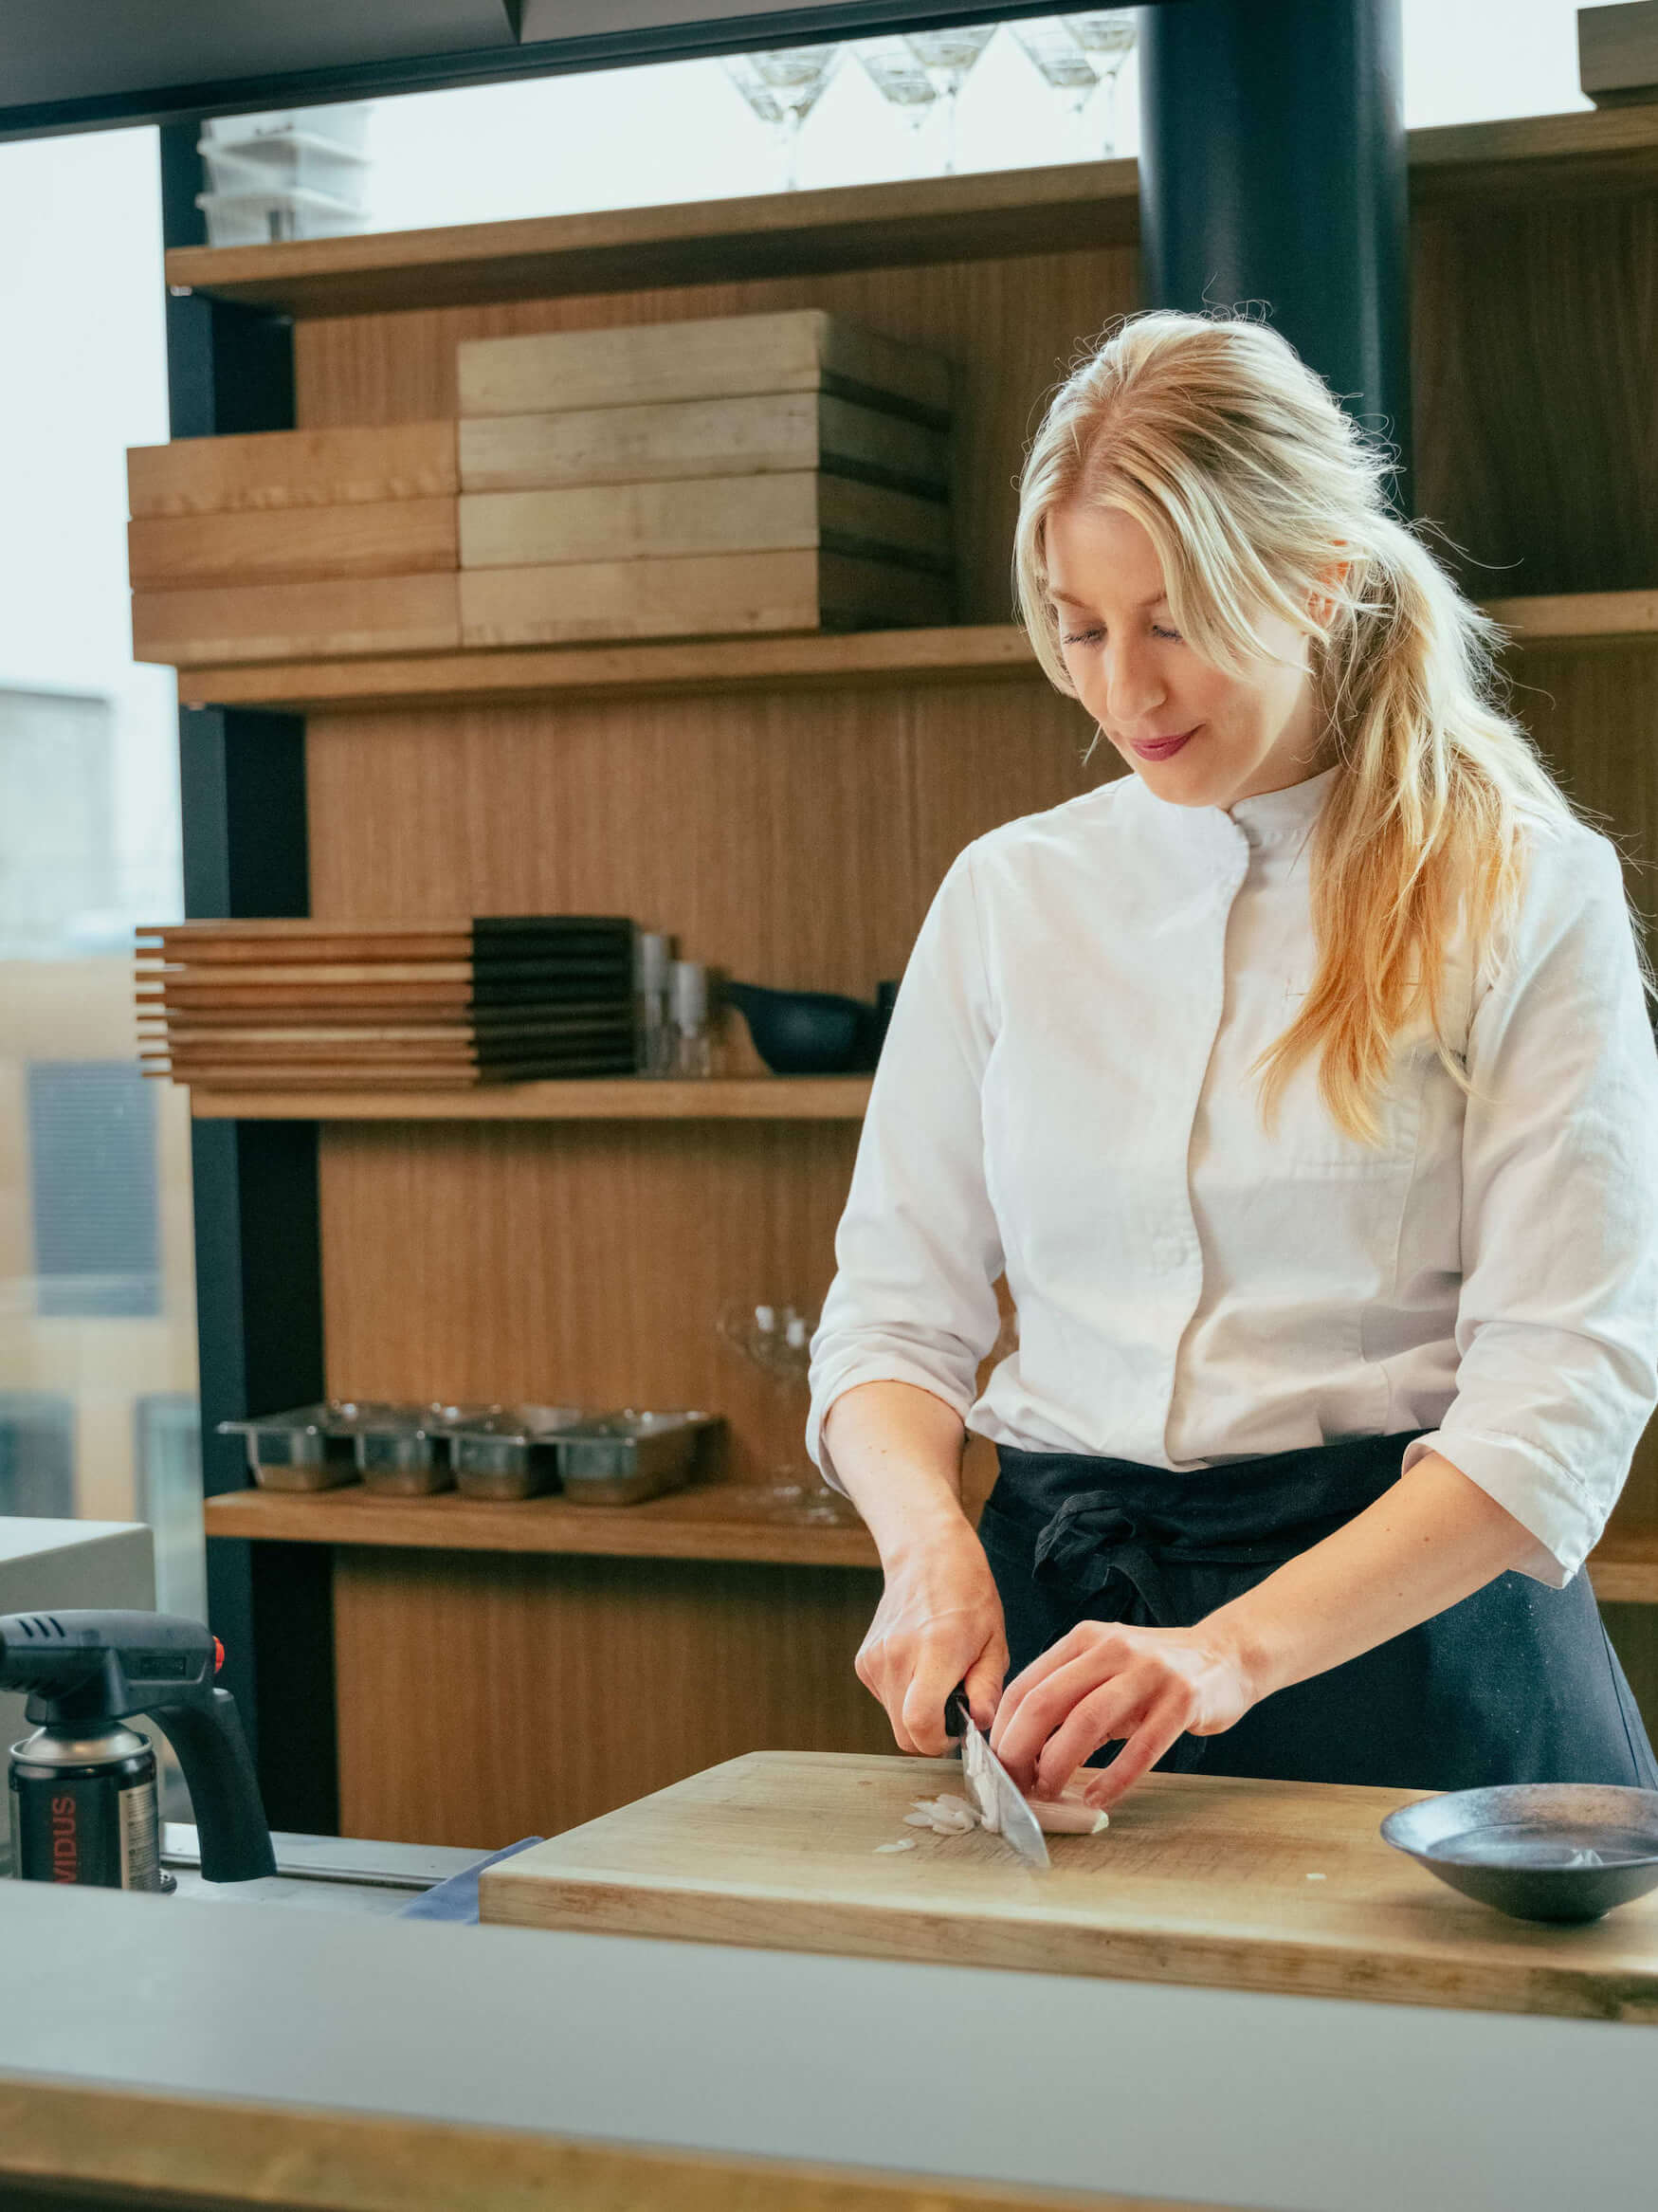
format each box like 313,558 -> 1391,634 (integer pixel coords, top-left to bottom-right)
1380,1782 -> 1658,1923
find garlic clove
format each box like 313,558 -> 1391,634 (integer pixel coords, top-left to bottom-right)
874,1838 -> 918,1854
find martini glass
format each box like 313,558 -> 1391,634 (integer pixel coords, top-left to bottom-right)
856,38 -> 940,177
902,26 -> 997,174
1061,11 -> 1138,157
1011,18 -> 1101,158
724,44 -> 841,191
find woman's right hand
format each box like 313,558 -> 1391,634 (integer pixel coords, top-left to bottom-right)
855,1521 -> 1009,1756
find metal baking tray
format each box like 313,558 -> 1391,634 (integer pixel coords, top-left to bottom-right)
442,1405 -> 586,1501
217,1402 -> 363,1492
554,1410 -> 720,1506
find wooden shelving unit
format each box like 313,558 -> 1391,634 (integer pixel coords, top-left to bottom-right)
187,1076 -> 873,1122
160,117 -> 1658,1846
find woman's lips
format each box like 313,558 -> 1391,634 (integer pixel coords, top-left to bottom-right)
1129,724 -> 1199,761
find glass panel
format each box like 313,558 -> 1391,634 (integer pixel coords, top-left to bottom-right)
194,2 -> 1594,245
0,123 -> 202,1640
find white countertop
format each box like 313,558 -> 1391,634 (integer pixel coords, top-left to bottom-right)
1,1875 -> 1653,2211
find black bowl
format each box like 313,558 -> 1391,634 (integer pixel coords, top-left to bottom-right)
1380,1783 -> 1658,1923
723,980 -> 893,1076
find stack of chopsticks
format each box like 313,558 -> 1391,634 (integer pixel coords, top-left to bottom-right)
137,916 -> 639,1089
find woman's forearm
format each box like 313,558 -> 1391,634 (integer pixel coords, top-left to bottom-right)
820,1380 -> 974,1561
1203,1451 -> 1540,1707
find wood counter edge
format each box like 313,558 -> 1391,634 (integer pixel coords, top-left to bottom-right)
0,2075 -> 1221,2212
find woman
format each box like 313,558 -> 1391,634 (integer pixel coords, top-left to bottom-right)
806,309 -> 1658,1815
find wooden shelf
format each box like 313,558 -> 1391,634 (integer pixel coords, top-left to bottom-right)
1484,589 -> 1658,649
202,1482 -> 881,1569
173,624 -> 1041,715
201,1484 -> 1658,1599
165,160 -> 1139,318
185,1076 -> 872,1123
160,112 -> 1658,322
169,594 -> 1658,718
1586,1527 -> 1658,1604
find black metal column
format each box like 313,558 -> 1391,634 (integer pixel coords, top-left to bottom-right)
160,122 -> 337,1834
1138,0 -> 1410,495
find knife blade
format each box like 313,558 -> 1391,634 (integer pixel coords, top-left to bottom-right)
944,1684 -> 1050,1872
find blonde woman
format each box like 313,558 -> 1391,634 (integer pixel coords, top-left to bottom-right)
806,309 -> 1658,1814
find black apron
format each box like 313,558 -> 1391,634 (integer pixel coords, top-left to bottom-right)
978,1429 -> 1657,1792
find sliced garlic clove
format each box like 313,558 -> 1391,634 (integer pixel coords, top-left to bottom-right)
1029,1799 -> 1110,1835
874,1838 -> 918,1853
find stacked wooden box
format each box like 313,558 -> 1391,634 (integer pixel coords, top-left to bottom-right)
455,309 -> 956,645
125,310 -> 955,667
128,423 -> 460,666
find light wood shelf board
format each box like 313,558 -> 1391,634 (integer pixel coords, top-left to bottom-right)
1587,1528 -> 1658,1604
1485,589 -> 1658,647
199,1485 -> 1656,1598
173,623 -> 1041,713
187,1076 -> 873,1122
161,114 -> 1658,321
170,594 -> 1658,716
202,1483 -> 881,1568
163,160 -> 1139,318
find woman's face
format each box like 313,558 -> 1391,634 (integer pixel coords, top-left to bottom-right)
1045,501 -> 1332,810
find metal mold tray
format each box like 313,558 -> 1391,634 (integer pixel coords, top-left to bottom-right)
443,1406 -> 586,1501
217,1402 -> 362,1492
555,1410 -> 720,1505
1381,1782 -> 1658,1923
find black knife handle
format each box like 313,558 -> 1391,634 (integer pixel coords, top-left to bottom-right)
944,1680 -> 971,1743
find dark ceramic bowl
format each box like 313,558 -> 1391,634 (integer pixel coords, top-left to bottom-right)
723,980 -> 895,1076
1380,1782 -> 1658,1923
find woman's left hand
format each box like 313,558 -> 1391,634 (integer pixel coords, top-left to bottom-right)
988,1620 -> 1258,1812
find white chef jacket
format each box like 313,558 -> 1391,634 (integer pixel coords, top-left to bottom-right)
806,761 -> 1658,1585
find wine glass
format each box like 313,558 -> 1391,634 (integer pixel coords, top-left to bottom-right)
1011,18 -> 1101,159
716,1297 -> 859,1523
1061,11 -> 1138,157
902,26 -> 997,174
856,38 -> 940,177
724,44 -> 842,192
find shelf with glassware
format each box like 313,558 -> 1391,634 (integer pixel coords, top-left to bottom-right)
168,593 -> 1658,717
156,106 -> 1658,323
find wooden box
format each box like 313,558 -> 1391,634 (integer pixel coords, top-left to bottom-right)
127,422 -> 462,665
459,549 -> 951,648
459,471 -> 951,575
457,391 -> 950,499
456,307 -> 953,424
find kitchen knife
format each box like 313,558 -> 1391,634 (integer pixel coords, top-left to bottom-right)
945,1683 -> 1050,1872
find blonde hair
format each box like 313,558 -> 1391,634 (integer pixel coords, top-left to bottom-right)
1012,307 -> 1654,1145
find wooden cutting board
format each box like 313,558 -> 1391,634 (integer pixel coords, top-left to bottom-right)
478,1751 -> 1658,2025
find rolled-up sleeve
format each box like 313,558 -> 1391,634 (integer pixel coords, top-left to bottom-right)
806,845 -> 1005,1491
1399,825 -> 1658,1583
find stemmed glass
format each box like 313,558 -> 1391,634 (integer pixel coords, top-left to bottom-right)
717,1297 -> 858,1524
856,38 -> 940,178
1061,11 -> 1139,157
721,45 -> 842,192
1011,19 -> 1101,159
902,26 -> 997,174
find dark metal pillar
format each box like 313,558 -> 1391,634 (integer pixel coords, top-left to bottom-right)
160,123 -> 337,1835
1138,0 -> 1410,499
